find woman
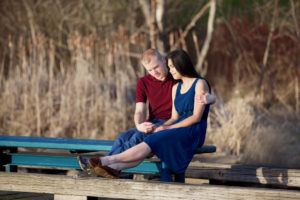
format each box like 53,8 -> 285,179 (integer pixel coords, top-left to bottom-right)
78,49 -> 211,178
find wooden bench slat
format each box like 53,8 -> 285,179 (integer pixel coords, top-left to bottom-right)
7,152 -> 162,174
195,145 -> 216,153
0,135 -> 216,154
0,135 -> 114,151
9,153 -> 79,169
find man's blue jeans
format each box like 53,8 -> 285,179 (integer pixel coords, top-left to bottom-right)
106,119 -> 165,156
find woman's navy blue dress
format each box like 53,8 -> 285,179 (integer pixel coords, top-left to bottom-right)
144,78 -> 209,174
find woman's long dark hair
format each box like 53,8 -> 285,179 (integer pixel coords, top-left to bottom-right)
166,49 -> 211,92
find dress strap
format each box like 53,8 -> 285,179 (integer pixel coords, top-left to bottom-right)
175,81 -> 183,96
191,78 -> 200,91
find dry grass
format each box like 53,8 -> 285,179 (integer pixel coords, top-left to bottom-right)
206,89 -> 300,168
0,32 -> 140,140
242,124 -> 300,168
206,95 -> 255,156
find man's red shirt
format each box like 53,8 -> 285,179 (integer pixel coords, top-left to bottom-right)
136,74 -> 174,121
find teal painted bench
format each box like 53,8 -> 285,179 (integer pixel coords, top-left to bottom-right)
0,135 -> 216,182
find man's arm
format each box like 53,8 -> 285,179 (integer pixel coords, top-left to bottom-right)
195,92 -> 216,105
134,102 -> 155,133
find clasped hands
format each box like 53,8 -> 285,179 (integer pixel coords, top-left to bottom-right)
136,122 -> 168,133
137,92 -> 210,134
136,122 -> 169,133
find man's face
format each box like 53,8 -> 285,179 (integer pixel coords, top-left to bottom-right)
143,56 -> 168,81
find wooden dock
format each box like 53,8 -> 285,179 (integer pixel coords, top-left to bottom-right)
0,171 -> 300,200
186,162 -> 300,188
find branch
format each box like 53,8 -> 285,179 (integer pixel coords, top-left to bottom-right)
290,0 -> 300,41
138,0 -> 152,26
23,0 -> 37,45
296,76 -> 299,114
174,1 -> 211,49
195,0 -> 216,75
150,0 -> 157,48
155,0 -> 165,32
256,0 -> 278,95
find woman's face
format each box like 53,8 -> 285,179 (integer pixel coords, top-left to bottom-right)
168,59 -> 182,80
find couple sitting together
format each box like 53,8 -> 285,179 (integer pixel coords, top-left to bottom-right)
78,49 -> 215,180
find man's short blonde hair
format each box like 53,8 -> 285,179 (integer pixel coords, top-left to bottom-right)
141,49 -> 164,65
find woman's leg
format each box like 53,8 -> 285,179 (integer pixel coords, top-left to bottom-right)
108,160 -> 143,171
101,142 -> 151,166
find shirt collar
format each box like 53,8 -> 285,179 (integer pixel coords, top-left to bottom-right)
148,73 -> 173,83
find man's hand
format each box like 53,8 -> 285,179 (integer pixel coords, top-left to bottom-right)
136,122 -> 156,133
195,92 -> 215,105
153,125 -> 169,133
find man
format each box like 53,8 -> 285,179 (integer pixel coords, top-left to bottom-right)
106,49 -> 173,156
78,49 -> 215,176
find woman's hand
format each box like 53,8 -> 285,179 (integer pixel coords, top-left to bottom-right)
153,125 -> 169,133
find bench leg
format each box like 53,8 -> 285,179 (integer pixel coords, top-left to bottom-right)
160,162 -> 172,182
174,172 -> 185,183
0,148 -> 5,171
7,164 -> 18,172
0,147 -> 17,172
160,162 -> 186,183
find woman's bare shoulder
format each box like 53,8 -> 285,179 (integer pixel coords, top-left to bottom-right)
195,78 -> 209,92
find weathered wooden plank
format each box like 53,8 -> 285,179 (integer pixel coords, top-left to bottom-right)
186,162 -> 300,188
0,172 -> 299,200
0,190 -> 53,200
54,194 -> 86,200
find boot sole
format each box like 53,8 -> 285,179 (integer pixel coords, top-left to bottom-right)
94,166 -> 118,179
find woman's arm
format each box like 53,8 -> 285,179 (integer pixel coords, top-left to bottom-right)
163,79 -> 209,130
163,83 -> 179,125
